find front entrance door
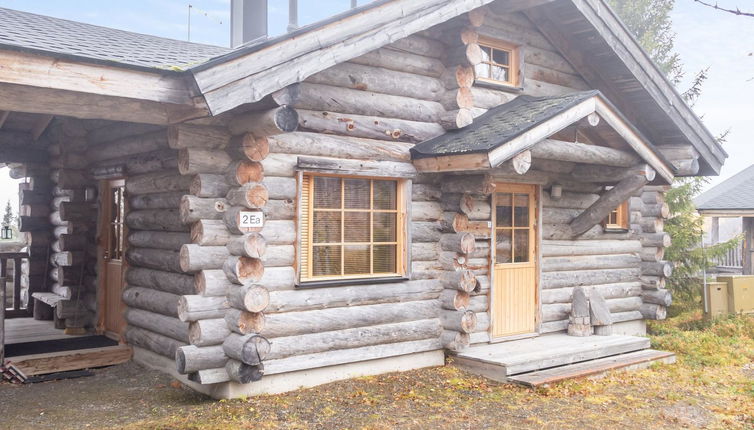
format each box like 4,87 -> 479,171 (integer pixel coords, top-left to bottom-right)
99,179 -> 126,338
491,184 -> 538,339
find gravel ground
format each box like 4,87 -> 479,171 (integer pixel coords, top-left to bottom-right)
0,361 -> 210,430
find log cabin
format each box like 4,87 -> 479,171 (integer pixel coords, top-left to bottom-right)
0,0 -> 724,396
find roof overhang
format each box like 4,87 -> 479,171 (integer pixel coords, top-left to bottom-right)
697,209 -> 754,217
0,48 -> 209,125
411,92 -> 675,183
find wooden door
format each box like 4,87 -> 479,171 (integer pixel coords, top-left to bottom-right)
99,179 -> 126,338
491,184 -> 538,339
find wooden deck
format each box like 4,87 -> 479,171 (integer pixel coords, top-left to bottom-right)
451,333 -> 672,385
3,318 -> 132,376
4,317 -> 87,345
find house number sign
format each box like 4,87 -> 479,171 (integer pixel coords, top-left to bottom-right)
239,211 -> 264,228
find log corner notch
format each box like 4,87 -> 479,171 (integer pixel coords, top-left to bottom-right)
568,165 -> 655,237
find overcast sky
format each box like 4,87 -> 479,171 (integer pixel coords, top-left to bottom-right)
0,0 -> 751,216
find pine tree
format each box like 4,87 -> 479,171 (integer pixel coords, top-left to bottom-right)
607,0 -> 739,306
2,200 -> 12,227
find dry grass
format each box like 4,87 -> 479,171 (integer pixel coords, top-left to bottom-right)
118,311 -> 753,430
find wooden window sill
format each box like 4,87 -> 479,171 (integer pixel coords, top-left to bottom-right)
474,79 -> 524,93
297,276 -> 408,289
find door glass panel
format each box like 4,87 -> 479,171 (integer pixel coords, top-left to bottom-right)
496,193 -> 512,227
514,193 -> 529,227
495,229 -> 512,264
514,229 -> 529,263
108,185 -> 125,260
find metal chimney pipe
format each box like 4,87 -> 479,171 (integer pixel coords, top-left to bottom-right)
287,0 -> 299,32
230,0 -> 268,48
351,0 -> 358,8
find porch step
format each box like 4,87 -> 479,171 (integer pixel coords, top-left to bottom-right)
5,344 -> 132,376
453,334 -> 651,377
508,349 -> 676,387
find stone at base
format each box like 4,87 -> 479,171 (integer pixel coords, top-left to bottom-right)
132,346 -> 445,400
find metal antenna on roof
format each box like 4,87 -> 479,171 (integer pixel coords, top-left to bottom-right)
188,4 -> 192,41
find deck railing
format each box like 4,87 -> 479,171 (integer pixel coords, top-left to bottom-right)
1,252 -> 30,318
713,245 -> 743,270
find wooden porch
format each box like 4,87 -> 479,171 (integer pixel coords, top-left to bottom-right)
451,334 -> 675,387
2,318 -> 131,379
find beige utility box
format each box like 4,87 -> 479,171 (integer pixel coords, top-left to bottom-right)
705,282 -> 729,318
716,276 -> 754,314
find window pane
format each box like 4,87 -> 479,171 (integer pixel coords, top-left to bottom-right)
314,176 -> 341,208
480,45 -> 491,62
514,229 -> 529,263
313,245 -> 341,276
496,193 -> 512,227
475,63 -> 490,79
496,229 -> 512,264
373,180 -> 397,210
344,212 -> 370,242
373,245 -> 396,273
490,65 -> 509,82
344,245 -> 370,275
514,193 -> 529,227
344,178 -> 370,209
492,48 -> 510,65
313,212 -> 341,243
373,212 -> 396,242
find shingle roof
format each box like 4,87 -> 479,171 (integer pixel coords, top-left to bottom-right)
410,91 -> 599,159
0,7 -> 231,71
695,164 -> 754,211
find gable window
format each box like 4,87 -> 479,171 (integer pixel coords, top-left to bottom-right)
475,37 -> 520,87
299,174 -> 406,283
605,201 -> 629,231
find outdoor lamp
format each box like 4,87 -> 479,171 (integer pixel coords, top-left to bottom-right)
1,225 -> 12,240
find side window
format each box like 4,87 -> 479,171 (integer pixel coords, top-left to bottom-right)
299,174 -> 406,283
475,37 -> 521,87
605,201 -> 629,230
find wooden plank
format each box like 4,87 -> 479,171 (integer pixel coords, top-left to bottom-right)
508,349 -> 676,387
6,345 -> 132,376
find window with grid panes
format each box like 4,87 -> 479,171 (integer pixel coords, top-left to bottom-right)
475,37 -> 520,87
299,174 -> 406,282
605,201 -> 629,230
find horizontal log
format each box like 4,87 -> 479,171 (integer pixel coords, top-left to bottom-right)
227,134 -> 269,162
642,203 -> 670,219
541,240 -> 642,257
125,267 -> 195,295
642,289 -> 672,307
122,286 -> 180,317
266,279 -> 443,313
297,109 -> 443,144
441,330 -> 470,352
439,310 -> 477,333
178,148 -> 231,175
227,284 -> 269,313
125,171 -> 192,195
226,160 -> 265,187
127,231 -> 190,251
129,191 -> 185,210
167,124 -> 230,149
297,155 -> 418,178
541,282 -> 642,304
126,248 -> 183,273
228,106 -> 299,136
441,269 -> 477,293
640,303 -> 667,320
542,254 -> 640,272
641,261 -> 673,277
225,308 -> 265,335
223,256 -> 264,284
179,244 -> 229,273
125,209 -> 188,232
191,173 -> 232,198
440,289 -> 471,311
225,183 -> 269,209
188,319 -> 231,347
125,326 -> 185,359
195,269 -> 232,297
225,360 -> 263,383
177,295 -> 228,322
179,195 -> 227,224
191,219 -> 230,246
440,174 -> 495,195
226,233 -> 266,259
541,268 -> 642,290
349,47 -> 445,77
264,319 -> 442,361
223,333 -> 270,365
262,244 -> 295,267
531,139 -> 639,167
176,344 -> 227,374
641,276 -> 666,290
640,233 -> 671,248
124,308 -> 188,342
260,300 -> 439,338
268,132 -> 412,162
